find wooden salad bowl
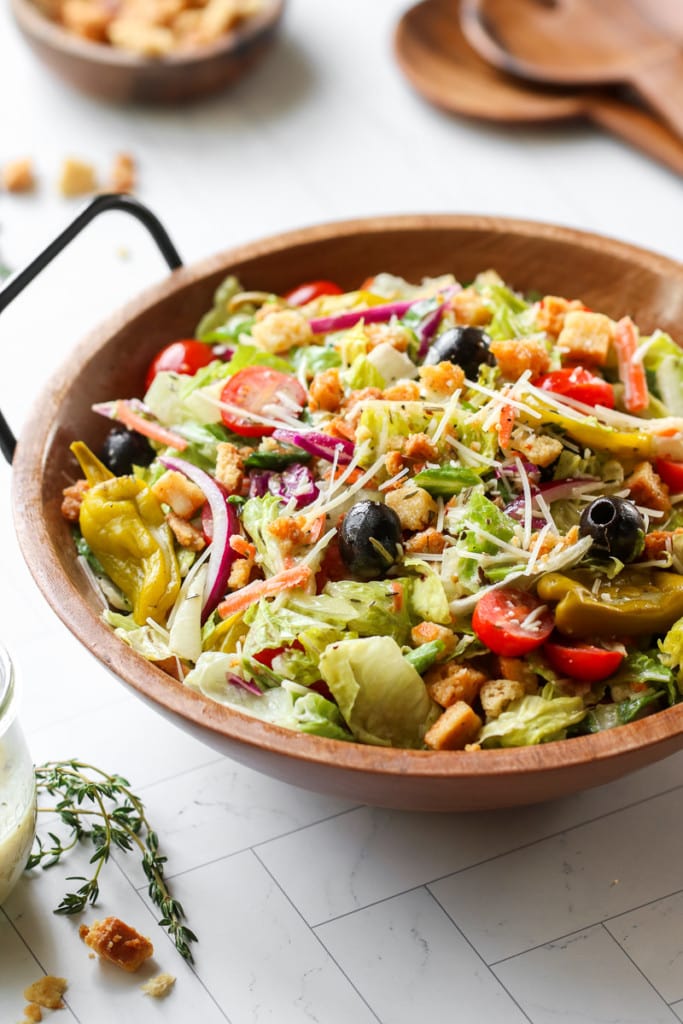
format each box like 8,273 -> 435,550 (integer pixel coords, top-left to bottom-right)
11,207 -> 683,811
9,0 -> 284,104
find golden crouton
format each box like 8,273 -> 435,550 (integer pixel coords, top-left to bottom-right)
557,310 -> 613,366
385,484 -> 437,531
61,0 -> 111,39
227,556 -> 253,590
424,701 -> 482,750
450,287 -> 492,327
383,381 -> 421,402
81,917 -> 154,972
403,432 -> 438,462
535,295 -> 585,337
152,470 -> 206,518
2,157 -> 35,193
424,661 -> 487,707
58,157 -> 98,197
215,442 -> 245,495
405,528 -> 447,554
643,528 -> 683,561
308,368 -> 344,413
418,361 -> 465,398
23,1004 -> 42,1022
107,20 -> 175,55
480,679 -> 525,720
23,977 -> 67,1010
410,620 -> 455,654
497,656 -> 538,691
510,433 -> 563,468
251,309 -> 313,354
167,512 -> 205,551
489,337 -> 550,380
364,322 -> 410,352
627,460 -> 671,513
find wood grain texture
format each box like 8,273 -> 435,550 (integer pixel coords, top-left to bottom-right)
461,0 -> 683,140
394,0 -> 683,177
12,214 -> 683,812
9,0 -> 284,104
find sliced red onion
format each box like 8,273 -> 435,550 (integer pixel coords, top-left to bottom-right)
226,671 -> 262,696
212,344 -> 235,361
416,303 -> 447,360
308,298 -> 416,334
249,465 -> 319,507
272,428 -> 354,464
504,476 -> 599,519
92,398 -> 150,420
159,455 -> 239,621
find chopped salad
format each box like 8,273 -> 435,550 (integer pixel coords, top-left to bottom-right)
62,270 -> 683,751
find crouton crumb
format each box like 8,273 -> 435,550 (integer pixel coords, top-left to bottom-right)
141,972 -> 176,998
23,977 -> 67,1010
81,917 -> 154,972
23,1004 -> 42,1023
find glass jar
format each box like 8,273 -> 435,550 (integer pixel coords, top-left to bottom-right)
0,645 -> 36,905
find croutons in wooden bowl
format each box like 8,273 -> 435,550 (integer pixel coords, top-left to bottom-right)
9,0 -> 284,104
12,213 -> 683,811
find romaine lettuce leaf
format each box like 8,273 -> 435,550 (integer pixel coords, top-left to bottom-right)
319,636 -> 440,747
355,401 -> 431,467
479,684 -> 586,747
241,494 -> 285,575
322,580 -> 413,644
342,354 -> 385,390
104,610 -> 171,661
447,491 -> 520,592
570,690 -> 665,735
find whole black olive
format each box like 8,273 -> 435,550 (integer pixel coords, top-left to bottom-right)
100,427 -> 155,476
423,326 -> 495,379
339,500 -> 402,579
579,496 -> 645,562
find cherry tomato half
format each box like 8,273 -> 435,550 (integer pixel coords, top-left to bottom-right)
219,366 -> 308,437
145,339 -> 216,391
472,588 -> 554,657
655,458 -> 683,494
544,640 -> 624,683
284,280 -> 343,306
534,367 -> 615,409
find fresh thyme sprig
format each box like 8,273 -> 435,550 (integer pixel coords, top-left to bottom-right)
29,759 -> 197,963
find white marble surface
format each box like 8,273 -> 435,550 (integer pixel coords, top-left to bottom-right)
2,2 -> 683,1021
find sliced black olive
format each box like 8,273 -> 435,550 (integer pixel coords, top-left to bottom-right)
579,496 -> 645,563
100,426 -> 155,476
423,326 -> 495,379
339,500 -> 402,579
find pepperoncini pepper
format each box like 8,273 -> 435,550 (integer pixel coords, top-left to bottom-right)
537,569 -> 683,637
77,467 -> 181,626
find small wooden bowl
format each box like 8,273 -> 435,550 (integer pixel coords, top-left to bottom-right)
9,0 -> 284,104
12,214 -> 683,811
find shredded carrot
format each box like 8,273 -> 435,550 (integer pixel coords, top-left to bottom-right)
230,535 -> 256,558
389,581 -> 404,613
498,403 -> 516,449
216,564 -> 312,618
614,317 -> 648,414
323,465 -> 364,485
115,400 -> 188,451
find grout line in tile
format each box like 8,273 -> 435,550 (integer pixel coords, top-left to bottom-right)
160,801 -> 364,884
136,754 -> 226,795
109,852 -> 234,1024
482,882 -> 683,970
252,847 -> 383,1024
301,781 -> 683,932
2,905 -> 82,1023
26,693 -> 133,742
598,921 -> 673,1010
423,887 -> 534,1024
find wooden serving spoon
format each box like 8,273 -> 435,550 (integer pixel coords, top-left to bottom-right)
394,0 -> 683,177
460,0 -> 683,141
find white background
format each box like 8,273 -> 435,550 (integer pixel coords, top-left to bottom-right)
2,2 -> 683,1021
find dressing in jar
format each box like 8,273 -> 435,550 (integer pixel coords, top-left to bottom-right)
0,646 -> 36,904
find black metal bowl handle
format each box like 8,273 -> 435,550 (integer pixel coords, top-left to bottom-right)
0,193 -> 183,465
